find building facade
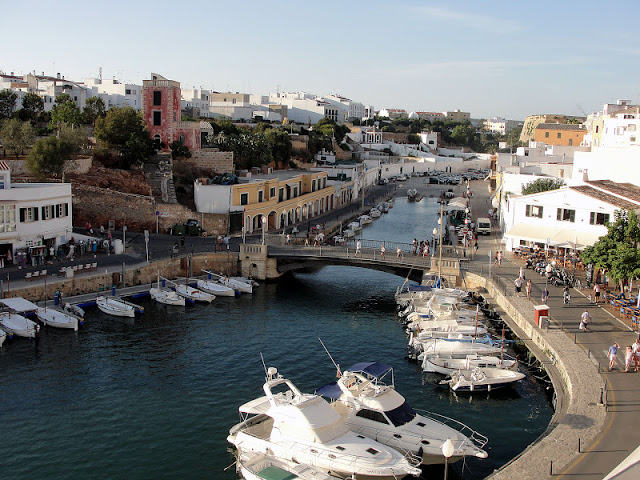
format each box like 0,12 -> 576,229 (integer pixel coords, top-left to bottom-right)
534,123 -> 587,147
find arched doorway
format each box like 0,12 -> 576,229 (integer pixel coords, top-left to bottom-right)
268,211 -> 277,230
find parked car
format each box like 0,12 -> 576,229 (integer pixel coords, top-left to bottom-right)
378,178 -> 389,185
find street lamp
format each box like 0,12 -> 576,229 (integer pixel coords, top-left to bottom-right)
432,227 -> 438,251
441,438 -> 455,480
261,216 -> 267,245
545,262 -> 553,291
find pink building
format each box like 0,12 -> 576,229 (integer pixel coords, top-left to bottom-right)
141,73 -> 200,151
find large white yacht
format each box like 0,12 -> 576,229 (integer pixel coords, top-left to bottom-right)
228,367 -> 422,480
316,362 -> 488,465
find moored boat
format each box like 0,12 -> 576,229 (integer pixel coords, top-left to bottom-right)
96,296 -> 141,318
441,367 -> 525,392
369,208 -> 381,218
236,450 -> 342,480
348,221 -> 362,232
358,214 -> 372,225
36,308 -> 79,331
317,361 -> 488,465
149,287 -> 186,306
196,279 -> 236,297
407,188 -> 418,201
228,366 -> 422,479
0,312 -> 40,338
174,284 -> 215,303
422,353 -> 518,375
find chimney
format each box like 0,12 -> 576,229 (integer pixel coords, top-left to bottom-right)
57,73 -> 61,79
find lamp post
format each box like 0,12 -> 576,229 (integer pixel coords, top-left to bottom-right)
122,225 -> 127,253
261,216 -> 267,245
441,438 -> 455,480
438,202 -> 444,282
432,227 -> 438,253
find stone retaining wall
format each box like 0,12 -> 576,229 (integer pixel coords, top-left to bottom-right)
465,273 -> 607,479
183,150 -> 234,173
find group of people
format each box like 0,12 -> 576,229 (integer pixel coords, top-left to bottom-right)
411,238 -> 431,257
608,338 -> 640,372
513,267 -> 533,298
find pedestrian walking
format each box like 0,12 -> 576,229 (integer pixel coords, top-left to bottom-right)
526,279 -> 532,299
609,342 -> 620,371
380,244 -> 386,259
493,252 -> 498,265
541,287 -> 549,304
355,240 -> 361,257
474,238 -> 479,253
286,234 -> 291,245
593,283 -> 601,303
497,251 -> 502,267
580,308 -> 591,331
519,266 -> 525,280
514,276 -> 523,297
563,285 -> 571,305
625,345 -> 634,372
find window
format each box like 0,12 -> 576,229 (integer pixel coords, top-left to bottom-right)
55,203 -> 69,217
258,190 -> 263,203
19,207 -> 39,222
590,212 -> 610,225
568,139 -> 573,146
545,132 -> 549,138
153,91 -> 162,106
293,186 -> 298,197
0,204 -> 16,233
232,98 -> 236,104
557,208 -> 575,222
41,205 -> 52,220
125,89 -> 131,95
312,179 -> 316,192
323,177 -> 327,188
270,187 -> 276,198
356,409 -> 389,425
179,135 -> 185,143
278,188 -> 284,202
0,175 -> 5,189
525,204 -> 543,218
153,111 -> 161,126
240,193 -> 248,205
629,124 -> 636,132
557,132 -> 562,139
595,126 -> 599,133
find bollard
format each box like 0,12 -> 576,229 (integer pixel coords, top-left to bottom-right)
599,387 -> 604,406
550,460 -> 553,476
574,333 -> 577,344
578,438 -> 581,453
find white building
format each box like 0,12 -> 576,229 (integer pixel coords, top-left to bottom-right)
501,180 -> 640,252
84,77 -> 142,110
484,117 -> 523,135
181,88 -> 211,118
0,162 -> 73,266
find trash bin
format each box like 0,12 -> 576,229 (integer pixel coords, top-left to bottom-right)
534,305 -> 549,328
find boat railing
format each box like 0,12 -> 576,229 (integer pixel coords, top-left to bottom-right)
415,408 -> 489,449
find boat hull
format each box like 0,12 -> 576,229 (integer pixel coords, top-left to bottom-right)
196,280 -> 235,297
96,297 -> 136,318
36,309 -> 79,331
149,288 -> 186,306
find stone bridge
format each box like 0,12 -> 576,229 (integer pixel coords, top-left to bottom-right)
239,238 -> 465,283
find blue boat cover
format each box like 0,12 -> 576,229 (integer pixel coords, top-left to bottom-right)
346,362 -> 392,379
315,381 -> 342,400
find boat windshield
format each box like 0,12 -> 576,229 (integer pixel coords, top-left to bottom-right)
385,401 -> 417,427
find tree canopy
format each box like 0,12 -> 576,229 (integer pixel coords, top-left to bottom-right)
0,89 -> 17,120
83,96 -> 106,126
49,94 -> 83,130
521,178 -> 566,195
94,107 -> 154,168
0,118 -> 35,157
26,137 -> 75,179
581,210 -> 640,289
17,92 -> 44,124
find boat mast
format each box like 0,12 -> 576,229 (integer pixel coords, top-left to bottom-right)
438,200 -> 443,283
319,338 -> 341,377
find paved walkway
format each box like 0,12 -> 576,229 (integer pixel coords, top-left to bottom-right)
467,186 -> 640,479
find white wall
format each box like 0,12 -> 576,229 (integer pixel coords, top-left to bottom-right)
194,183 -> 234,214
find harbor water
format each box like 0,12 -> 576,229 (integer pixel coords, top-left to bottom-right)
0,197 -> 553,480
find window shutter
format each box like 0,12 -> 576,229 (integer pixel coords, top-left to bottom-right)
41,206 -> 46,219
557,209 -> 561,221
19,208 -> 25,222
34,208 -> 39,221
64,203 -> 69,216
590,212 -> 594,225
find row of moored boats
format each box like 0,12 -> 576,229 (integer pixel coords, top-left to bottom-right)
342,200 -> 392,239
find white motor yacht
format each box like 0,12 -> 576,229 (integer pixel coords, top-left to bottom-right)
359,214 -> 372,225
317,362 -> 488,465
369,208 -> 381,219
0,312 -> 40,338
411,335 -> 502,359
407,189 -> 418,201
228,367 -> 422,480
196,279 -> 236,297
422,353 -> 518,375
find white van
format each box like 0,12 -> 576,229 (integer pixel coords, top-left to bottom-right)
475,217 -> 492,235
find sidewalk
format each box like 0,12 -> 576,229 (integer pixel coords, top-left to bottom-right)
467,186 -> 640,479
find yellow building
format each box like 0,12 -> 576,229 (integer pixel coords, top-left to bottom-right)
195,170 -> 352,233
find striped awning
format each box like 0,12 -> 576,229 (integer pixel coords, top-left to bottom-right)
0,161 -> 9,170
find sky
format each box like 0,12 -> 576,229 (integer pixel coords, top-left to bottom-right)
3,0 -> 640,120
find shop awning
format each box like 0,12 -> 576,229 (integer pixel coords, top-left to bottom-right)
504,224 -> 603,249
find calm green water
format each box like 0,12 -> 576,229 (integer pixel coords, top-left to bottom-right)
0,198 -> 553,480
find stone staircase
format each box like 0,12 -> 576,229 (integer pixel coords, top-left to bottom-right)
144,155 -> 177,204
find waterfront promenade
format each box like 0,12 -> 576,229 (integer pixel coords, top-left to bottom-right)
467,185 -> 640,479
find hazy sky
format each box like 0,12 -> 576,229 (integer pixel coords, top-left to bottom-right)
3,0 -> 639,120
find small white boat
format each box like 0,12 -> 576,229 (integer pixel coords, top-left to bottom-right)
380,202 -> 389,212
0,312 -> 40,338
411,336 -> 502,358
358,214 -> 372,225
233,276 -> 259,288
422,353 -> 518,375
342,228 -> 355,238
96,296 -> 141,318
63,303 -> 85,320
407,188 -> 418,200
236,450 -> 342,480
347,221 -> 362,232
36,308 -> 79,331
197,279 -> 236,297
369,208 -> 381,218
149,287 -> 186,306
441,367 -> 526,392
175,284 -> 215,303
0,330 -> 5,346
222,277 -> 252,294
